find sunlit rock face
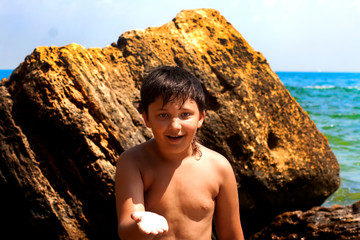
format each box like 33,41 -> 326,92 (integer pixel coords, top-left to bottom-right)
0,8 -> 339,239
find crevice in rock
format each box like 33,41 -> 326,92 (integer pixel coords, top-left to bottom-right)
210,66 -> 235,93
267,130 -> 280,150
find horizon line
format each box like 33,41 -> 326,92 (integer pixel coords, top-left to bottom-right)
1,69 -> 360,74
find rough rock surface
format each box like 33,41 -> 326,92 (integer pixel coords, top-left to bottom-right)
0,8 -> 340,239
250,200 -> 360,240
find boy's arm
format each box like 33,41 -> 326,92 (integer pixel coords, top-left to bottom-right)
115,153 -> 168,240
214,158 -> 244,240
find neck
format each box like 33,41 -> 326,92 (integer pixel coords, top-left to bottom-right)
150,139 -> 194,164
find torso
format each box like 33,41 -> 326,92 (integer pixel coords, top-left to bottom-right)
131,139 -> 222,240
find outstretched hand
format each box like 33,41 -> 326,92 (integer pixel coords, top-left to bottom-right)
131,211 -> 169,235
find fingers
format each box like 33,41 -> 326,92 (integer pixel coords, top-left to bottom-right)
131,212 -> 142,222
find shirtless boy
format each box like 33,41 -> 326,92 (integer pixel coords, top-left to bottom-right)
115,66 -> 244,240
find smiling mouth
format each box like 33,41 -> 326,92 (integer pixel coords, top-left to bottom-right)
167,135 -> 183,140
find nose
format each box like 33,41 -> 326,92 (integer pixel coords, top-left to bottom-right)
169,117 -> 181,130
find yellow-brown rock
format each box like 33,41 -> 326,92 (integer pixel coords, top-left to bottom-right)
0,8 -> 340,239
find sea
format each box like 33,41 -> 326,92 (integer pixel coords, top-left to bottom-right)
277,72 -> 360,207
0,70 -> 359,207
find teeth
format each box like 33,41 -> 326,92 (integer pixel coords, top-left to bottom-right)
168,136 -> 182,138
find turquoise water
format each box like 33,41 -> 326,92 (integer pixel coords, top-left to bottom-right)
277,72 -> 360,207
0,69 -> 13,80
1,70 -> 359,206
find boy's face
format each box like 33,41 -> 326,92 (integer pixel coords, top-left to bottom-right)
143,96 -> 205,156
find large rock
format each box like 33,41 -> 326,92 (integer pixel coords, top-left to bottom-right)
0,85 -> 88,239
250,200 -> 360,239
0,8 -> 339,238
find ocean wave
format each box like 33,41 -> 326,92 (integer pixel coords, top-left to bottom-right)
305,85 -> 360,90
328,113 -> 360,120
286,85 -> 360,91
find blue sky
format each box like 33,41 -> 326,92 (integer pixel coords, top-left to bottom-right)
1,0 -> 359,72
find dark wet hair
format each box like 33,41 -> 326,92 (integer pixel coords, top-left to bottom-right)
140,66 -> 205,114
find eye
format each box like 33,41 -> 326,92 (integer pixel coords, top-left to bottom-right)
158,113 -> 168,119
181,112 -> 191,118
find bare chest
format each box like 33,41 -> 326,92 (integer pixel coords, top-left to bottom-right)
142,162 -> 219,222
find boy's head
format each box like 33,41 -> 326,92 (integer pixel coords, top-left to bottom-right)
140,66 -> 205,115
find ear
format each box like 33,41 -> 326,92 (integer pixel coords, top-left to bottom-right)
142,112 -> 151,128
197,111 -> 205,128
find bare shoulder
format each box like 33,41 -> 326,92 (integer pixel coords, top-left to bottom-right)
116,140 -> 153,169
198,144 -> 234,175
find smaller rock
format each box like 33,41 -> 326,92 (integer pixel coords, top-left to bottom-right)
353,200 -> 360,214
249,201 -> 360,240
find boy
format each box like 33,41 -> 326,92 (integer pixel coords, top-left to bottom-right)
115,66 -> 244,240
